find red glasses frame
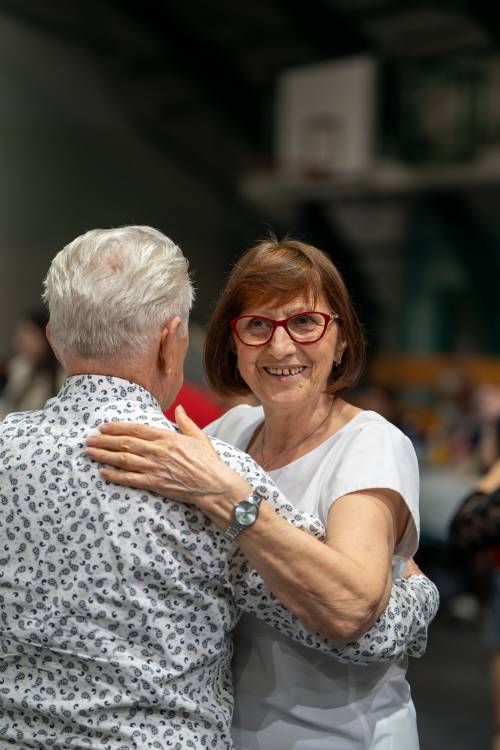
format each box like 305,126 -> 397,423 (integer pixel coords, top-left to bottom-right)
230,311 -> 339,346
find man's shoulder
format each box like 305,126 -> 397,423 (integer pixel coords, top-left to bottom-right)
0,395 -> 174,446
1,408 -> 44,434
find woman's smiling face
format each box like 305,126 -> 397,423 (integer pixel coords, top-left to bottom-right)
233,293 -> 345,409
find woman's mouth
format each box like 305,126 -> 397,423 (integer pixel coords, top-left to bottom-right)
263,366 -> 306,377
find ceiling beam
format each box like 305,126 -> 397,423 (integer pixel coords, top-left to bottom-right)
0,0 -> 120,57
273,0 -> 373,60
108,0 -> 264,147
467,0 -> 500,50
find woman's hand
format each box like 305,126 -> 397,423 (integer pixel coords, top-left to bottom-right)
405,558 -> 424,577
476,457 -> 500,495
85,406 -> 251,524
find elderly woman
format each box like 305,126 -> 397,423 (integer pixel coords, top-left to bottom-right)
87,239 -> 438,749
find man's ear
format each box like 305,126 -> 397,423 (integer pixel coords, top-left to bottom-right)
45,321 -> 64,367
158,316 -> 183,374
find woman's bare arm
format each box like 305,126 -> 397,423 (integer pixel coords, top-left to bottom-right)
234,487 -> 408,639
86,408 -> 419,640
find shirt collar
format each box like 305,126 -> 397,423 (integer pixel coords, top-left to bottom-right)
58,374 -> 163,411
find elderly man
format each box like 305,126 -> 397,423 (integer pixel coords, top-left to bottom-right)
0,226 -> 436,749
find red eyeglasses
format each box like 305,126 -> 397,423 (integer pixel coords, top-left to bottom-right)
230,311 -> 339,346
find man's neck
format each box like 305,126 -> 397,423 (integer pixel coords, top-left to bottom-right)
64,357 -> 162,405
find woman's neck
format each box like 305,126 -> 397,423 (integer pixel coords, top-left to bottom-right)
250,395 -> 360,470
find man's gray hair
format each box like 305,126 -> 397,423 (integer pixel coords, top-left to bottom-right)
43,225 -> 194,359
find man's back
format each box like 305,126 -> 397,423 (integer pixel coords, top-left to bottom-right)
0,375 -> 237,749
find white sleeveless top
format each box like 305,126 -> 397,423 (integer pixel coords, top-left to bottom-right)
206,405 -> 421,750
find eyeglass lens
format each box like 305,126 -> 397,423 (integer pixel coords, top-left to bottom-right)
235,312 -> 328,344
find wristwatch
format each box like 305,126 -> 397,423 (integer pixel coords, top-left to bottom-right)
223,487 -> 265,542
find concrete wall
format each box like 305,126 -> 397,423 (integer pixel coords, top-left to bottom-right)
0,14 -> 249,352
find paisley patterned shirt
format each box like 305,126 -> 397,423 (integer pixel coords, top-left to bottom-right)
0,375 -> 438,749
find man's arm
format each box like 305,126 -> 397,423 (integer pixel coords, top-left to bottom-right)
86,418 -> 439,664
227,459 -> 438,666
233,558 -> 438,665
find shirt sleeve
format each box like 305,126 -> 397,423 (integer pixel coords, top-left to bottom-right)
232,561 -> 439,665
210,437 -> 439,666
318,423 -> 420,559
203,404 -> 261,442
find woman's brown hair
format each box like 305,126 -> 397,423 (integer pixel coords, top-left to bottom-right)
204,238 -> 365,399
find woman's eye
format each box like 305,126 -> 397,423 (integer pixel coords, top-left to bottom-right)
248,318 -> 268,330
293,316 -> 314,327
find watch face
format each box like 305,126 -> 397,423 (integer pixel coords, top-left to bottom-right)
234,500 -> 258,527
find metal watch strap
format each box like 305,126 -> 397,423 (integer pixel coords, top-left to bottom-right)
223,488 -> 265,543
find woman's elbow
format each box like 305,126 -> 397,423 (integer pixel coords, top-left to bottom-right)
315,595 -> 381,641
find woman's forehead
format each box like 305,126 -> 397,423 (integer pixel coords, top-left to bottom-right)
239,288 -> 327,315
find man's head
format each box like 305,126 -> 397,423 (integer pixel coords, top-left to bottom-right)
43,225 -> 194,407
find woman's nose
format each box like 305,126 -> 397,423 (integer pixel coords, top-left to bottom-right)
267,325 -> 297,356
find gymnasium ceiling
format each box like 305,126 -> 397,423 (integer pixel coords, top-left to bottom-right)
1,0 -> 499,199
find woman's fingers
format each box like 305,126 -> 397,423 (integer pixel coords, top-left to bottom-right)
405,558 -> 424,577
175,405 -> 211,443
87,432 -> 169,458
175,405 -> 197,435
99,467 -> 153,490
99,421 -> 167,441
86,417 -> 231,507
86,445 -> 157,474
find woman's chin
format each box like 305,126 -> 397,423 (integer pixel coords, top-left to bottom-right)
259,382 -> 311,408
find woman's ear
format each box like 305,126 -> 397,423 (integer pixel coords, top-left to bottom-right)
335,339 -> 347,363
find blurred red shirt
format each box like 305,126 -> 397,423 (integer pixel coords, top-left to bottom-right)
165,382 -> 223,429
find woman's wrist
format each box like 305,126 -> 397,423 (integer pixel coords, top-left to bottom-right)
474,478 -> 495,494
197,470 -> 253,528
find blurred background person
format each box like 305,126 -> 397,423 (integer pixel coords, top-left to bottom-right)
473,385 -> 500,475
0,310 -> 64,420
450,457 -> 500,750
